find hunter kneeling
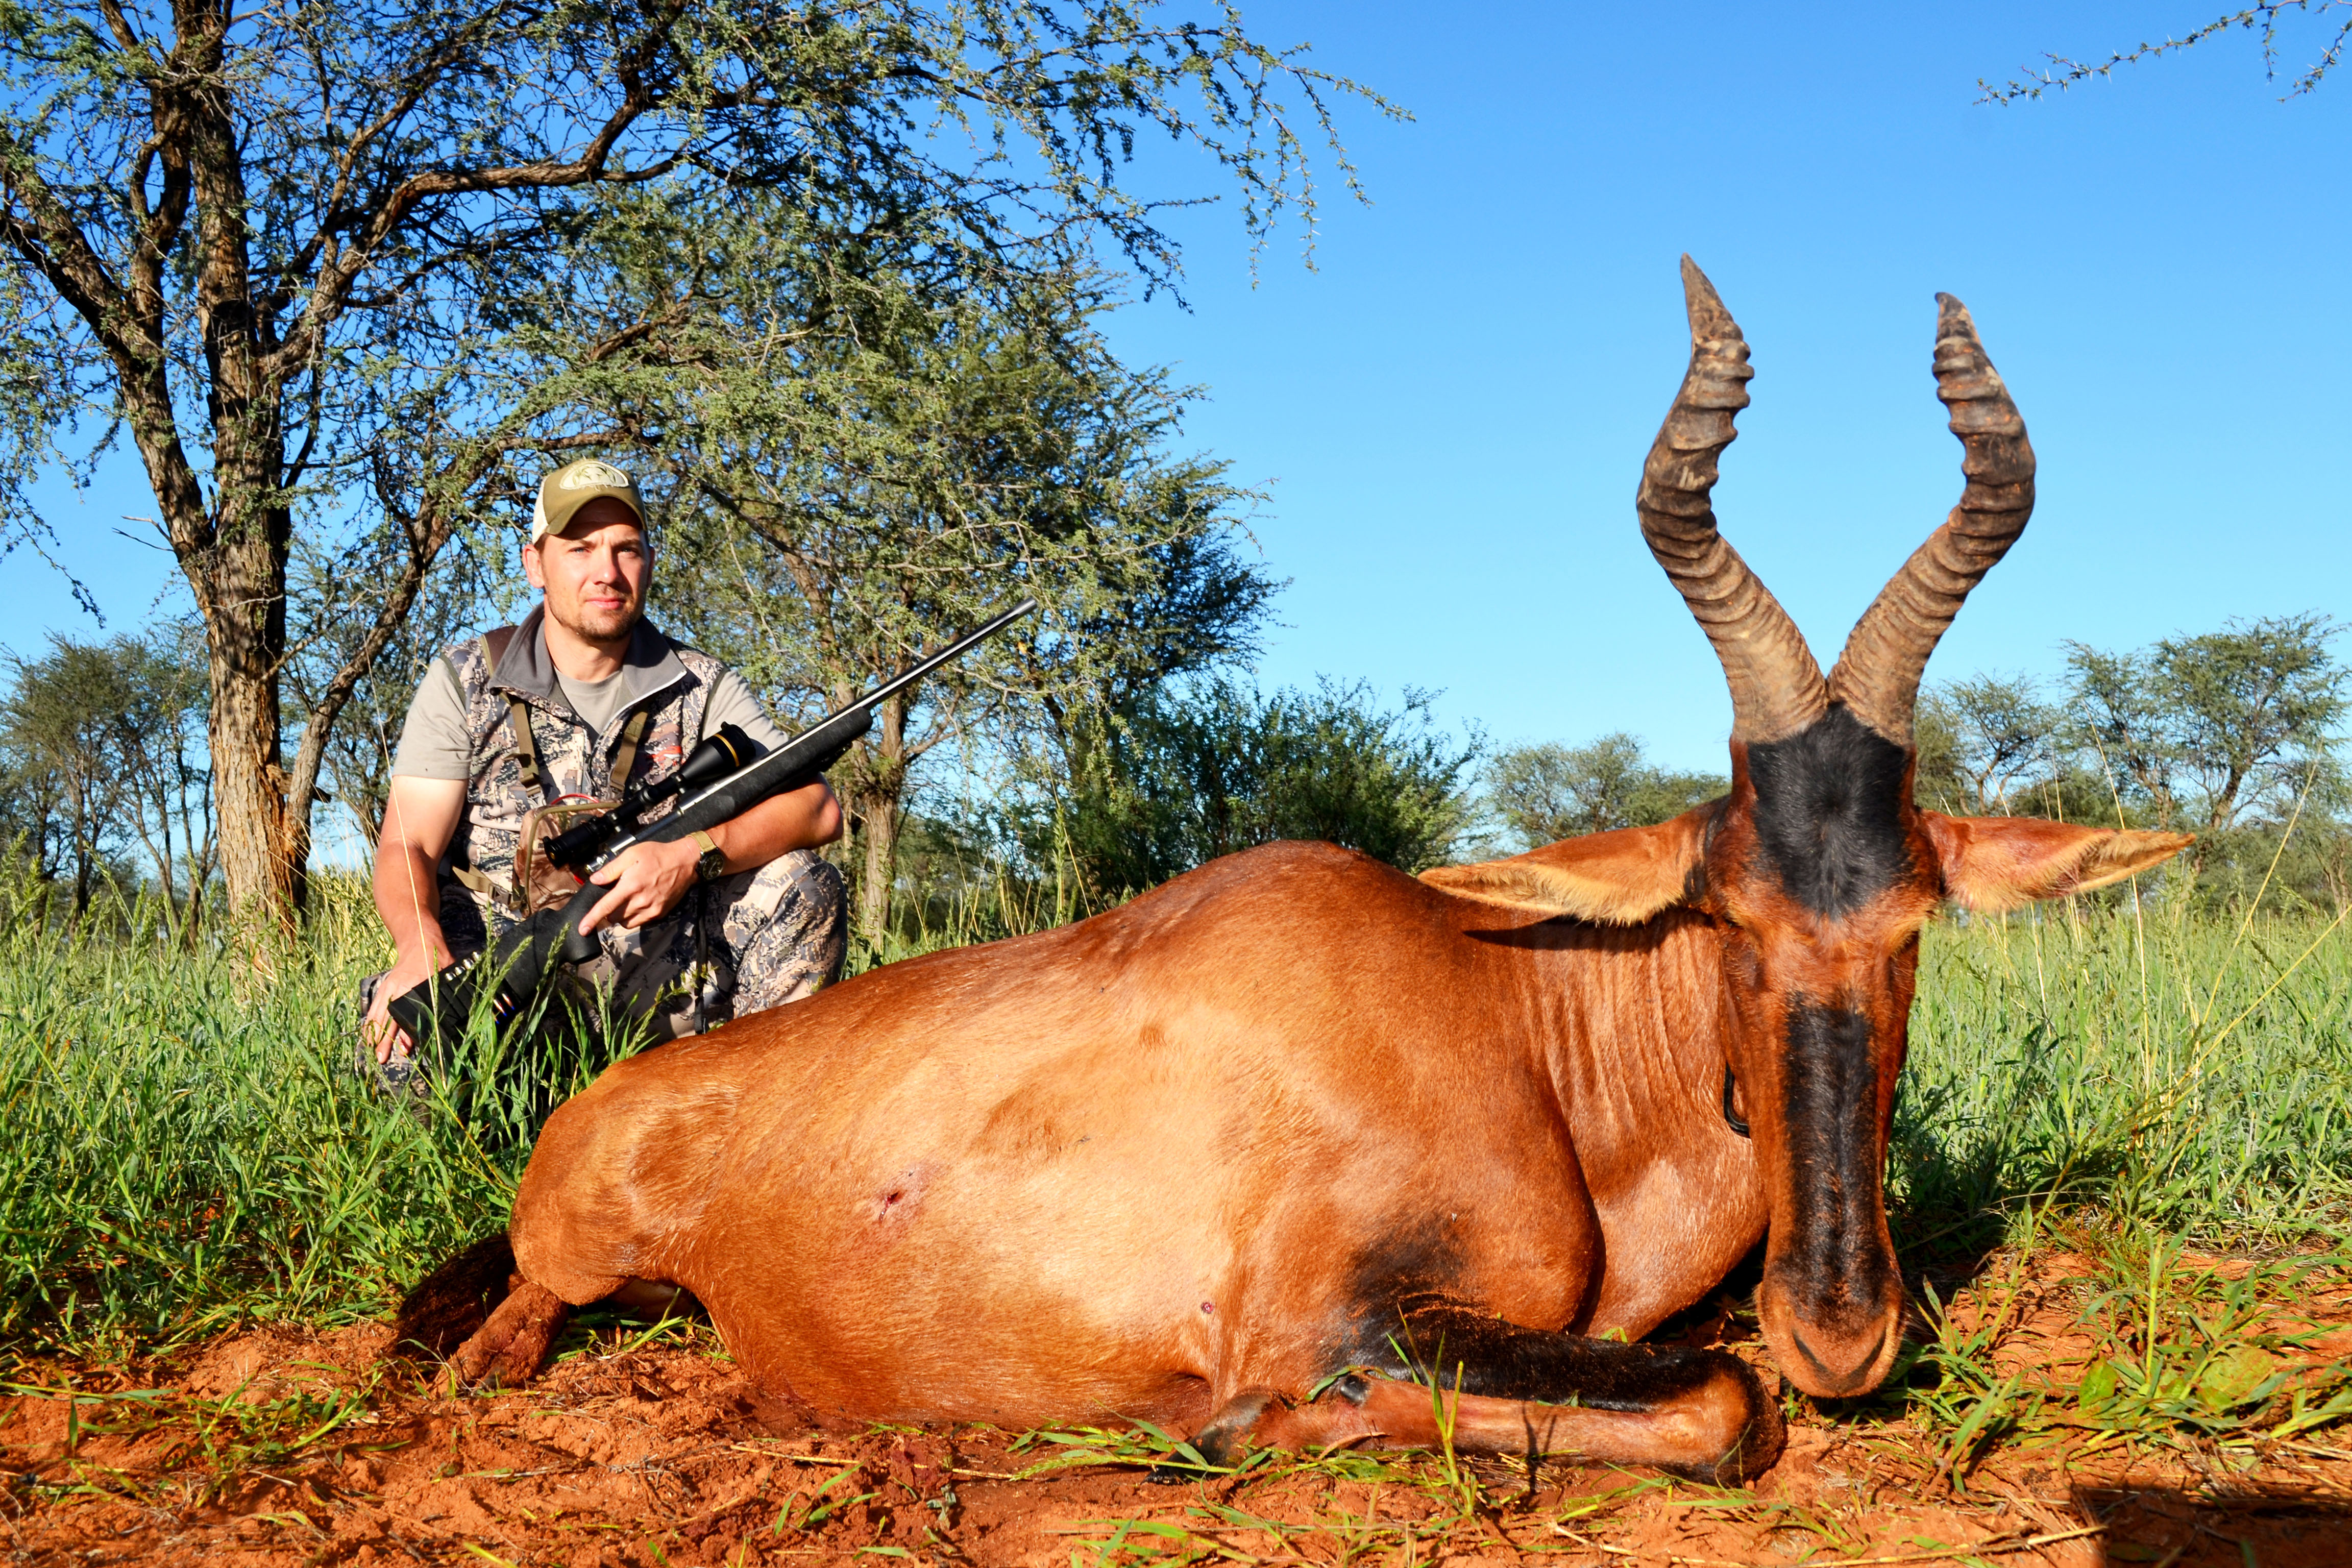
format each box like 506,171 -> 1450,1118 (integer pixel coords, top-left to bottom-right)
359,459 -> 846,1106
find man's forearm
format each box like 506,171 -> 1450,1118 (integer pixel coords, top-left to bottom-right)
374,842 -> 452,969
705,781 -> 842,874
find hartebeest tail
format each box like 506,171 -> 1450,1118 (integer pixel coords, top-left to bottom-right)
395,1234 -> 517,1356
401,260 -> 2189,1487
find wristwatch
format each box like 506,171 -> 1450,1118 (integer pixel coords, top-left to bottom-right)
689,829 -> 727,885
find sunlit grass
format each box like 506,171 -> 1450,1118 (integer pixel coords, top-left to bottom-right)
0,872 -> 593,1361
1895,898 -> 2352,1252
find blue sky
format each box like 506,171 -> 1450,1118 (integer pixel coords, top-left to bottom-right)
18,3 -> 2352,774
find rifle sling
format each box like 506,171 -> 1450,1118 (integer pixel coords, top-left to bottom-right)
481,625 -> 653,802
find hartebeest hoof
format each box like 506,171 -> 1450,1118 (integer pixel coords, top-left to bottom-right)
1150,1388 -> 1285,1483
450,1282 -> 571,1389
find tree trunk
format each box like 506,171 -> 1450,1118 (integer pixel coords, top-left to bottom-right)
207,643 -> 294,925
851,692 -> 911,952
194,498 -> 300,929
68,778 -> 90,921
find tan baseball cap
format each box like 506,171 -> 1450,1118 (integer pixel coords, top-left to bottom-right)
529,458 -> 645,544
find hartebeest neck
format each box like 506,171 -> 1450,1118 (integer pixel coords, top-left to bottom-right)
1494,910 -> 1767,1334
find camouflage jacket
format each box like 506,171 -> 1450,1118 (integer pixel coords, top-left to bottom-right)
434,605 -> 727,951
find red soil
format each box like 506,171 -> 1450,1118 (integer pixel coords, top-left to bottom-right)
1,1262 -> 2345,1567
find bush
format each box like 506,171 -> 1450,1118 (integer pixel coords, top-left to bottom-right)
1053,676 -> 1478,896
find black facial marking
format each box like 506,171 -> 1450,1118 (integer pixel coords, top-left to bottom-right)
1774,1001 -> 1896,1322
1745,705 -> 1912,917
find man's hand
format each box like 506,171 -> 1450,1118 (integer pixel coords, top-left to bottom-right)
364,946 -> 449,1064
574,782 -> 841,937
578,837 -> 703,936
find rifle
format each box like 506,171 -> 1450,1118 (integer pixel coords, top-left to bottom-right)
385,598 -> 1039,1052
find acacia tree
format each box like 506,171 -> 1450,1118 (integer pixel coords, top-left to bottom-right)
1480,733 -> 1723,851
2065,613 -> 2346,871
1986,3 -> 2352,102
103,622 -> 213,932
0,0 -> 1380,926
0,626 -> 208,924
1914,673 -> 2054,816
600,209 -> 1275,946
0,635 -> 128,915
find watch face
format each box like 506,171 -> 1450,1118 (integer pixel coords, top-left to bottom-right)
698,847 -> 728,883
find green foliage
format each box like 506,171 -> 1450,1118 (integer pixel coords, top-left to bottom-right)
285,530 -> 506,850
1902,614 -> 2352,910
2063,613 -> 2346,838
1913,673 -> 2056,817
1,627 -> 211,924
580,210 -> 1280,944
1479,732 -> 1724,851
1051,676 -> 1478,894
0,0 -> 1388,916
2051,613 -> 2350,908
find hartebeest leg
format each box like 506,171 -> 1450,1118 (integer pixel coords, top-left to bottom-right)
450,1281 -> 573,1388
393,1232 -> 578,1389
1182,1296 -> 1783,1483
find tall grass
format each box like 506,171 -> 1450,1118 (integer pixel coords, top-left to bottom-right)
0,874 -> 597,1362
1895,899 -> 2352,1251
0,867 -> 2343,1364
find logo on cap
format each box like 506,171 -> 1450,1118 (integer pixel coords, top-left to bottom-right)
560,460 -> 631,491
531,457 -> 645,543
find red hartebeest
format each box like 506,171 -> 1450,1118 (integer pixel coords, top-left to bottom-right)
399,259 -> 2189,1483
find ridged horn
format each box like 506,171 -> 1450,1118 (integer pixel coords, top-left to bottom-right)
1825,295 -> 2036,748
1639,256 -> 1826,745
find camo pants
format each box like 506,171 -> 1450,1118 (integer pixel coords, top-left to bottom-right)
354,848 -> 846,1108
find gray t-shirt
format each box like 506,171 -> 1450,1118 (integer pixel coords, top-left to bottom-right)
556,668 -> 630,738
390,658 -> 790,782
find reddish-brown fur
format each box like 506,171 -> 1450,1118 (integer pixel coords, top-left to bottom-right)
412,796 -> 2179,1480
489,842 -> 1775,1469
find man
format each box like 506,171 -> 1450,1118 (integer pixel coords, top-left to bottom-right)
360,458 -> 846,1102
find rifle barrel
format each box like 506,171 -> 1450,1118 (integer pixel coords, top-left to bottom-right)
591,598 -> 1039,873
849,598 -> 1042,732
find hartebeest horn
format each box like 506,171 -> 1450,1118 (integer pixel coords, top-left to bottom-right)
1825,295 -> 2036,749
1640,257 -> 1827,745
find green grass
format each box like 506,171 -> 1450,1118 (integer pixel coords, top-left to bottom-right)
0,869 -> 2345,1377
1,877 -> 2347,1563
0,873 -> 593,1362
1895,898 -> 2352,1250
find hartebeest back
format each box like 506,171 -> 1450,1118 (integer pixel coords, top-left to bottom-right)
399,259 -> 2189,1484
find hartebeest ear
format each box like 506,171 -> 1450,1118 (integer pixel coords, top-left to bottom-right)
1418,804 -> 1714,923
1919,812 -> 2194,914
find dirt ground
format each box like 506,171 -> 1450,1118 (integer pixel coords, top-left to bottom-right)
2,1263 -> 2347,1568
